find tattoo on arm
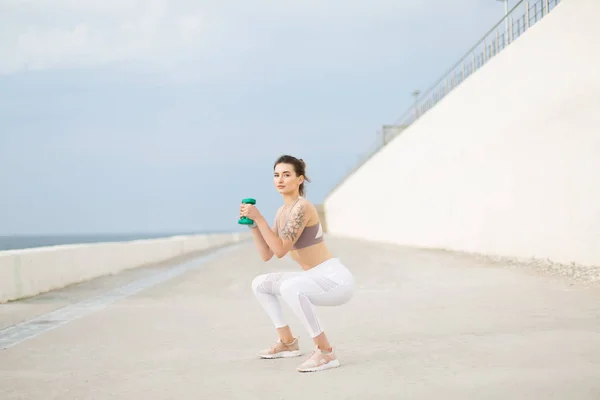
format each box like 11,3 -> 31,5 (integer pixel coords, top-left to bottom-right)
281,204 -> 306,242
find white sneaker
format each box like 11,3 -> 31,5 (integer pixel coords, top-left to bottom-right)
258,337 -> 302,359
296,347 -> 341,372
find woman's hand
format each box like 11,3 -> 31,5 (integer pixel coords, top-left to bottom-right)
240,203 -> 262,221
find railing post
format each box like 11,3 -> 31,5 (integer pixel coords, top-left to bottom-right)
496,30 -> 499,53
484,38 -> 487,63
544,0 -> 547,15
545,0 -> 549,15
542,0 -> 546,16
510,16 -> 514,43
526,1 -> 530,29
472,53 -> 475,72
462,62 -> 465,81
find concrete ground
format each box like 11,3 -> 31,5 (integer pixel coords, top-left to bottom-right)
1,236 -> 600,399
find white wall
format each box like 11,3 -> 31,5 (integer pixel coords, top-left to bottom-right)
325,0 -> 600,267
0,232 -> 249,303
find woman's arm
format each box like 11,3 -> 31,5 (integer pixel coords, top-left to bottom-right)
254,201 -> 309,258
249,217 -> 277,261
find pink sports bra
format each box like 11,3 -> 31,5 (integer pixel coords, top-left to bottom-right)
276,198 -> 324,250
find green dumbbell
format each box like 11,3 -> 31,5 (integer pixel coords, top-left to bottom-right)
238,198 -> 256,225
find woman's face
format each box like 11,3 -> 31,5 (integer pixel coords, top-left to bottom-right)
274,163 -> 303,195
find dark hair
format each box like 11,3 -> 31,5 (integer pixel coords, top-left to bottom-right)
274,155 -> 311,196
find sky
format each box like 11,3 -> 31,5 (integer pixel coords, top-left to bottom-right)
0,0 -> 514,235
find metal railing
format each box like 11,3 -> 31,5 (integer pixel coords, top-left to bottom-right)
393,0 -> 561,129
326,0 -> 563,199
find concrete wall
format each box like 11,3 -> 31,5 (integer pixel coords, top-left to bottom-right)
0,232 -> 249,303
324,0 -> 600,267
315,204 -> 328,233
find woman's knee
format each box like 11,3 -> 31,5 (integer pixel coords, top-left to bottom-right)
252,272 -> 291,295
251,273 -> 269,293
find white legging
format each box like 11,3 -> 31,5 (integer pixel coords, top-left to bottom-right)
251,257 -> 355,338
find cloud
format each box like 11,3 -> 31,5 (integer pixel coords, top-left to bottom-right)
0,0 -> 215,74
0,0 -> 479,76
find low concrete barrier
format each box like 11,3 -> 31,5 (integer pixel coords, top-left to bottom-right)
0,232 -> 250,303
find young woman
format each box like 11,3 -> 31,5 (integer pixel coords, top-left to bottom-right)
239,154 -> 355,373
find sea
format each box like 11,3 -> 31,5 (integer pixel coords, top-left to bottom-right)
0,232 -> 218,252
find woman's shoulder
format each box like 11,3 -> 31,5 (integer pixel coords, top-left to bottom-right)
285,197 -> 316,215
296,198 -> 319,220
297,197 -> 315,209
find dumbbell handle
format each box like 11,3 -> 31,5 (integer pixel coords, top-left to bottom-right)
238,198 -> 257,225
